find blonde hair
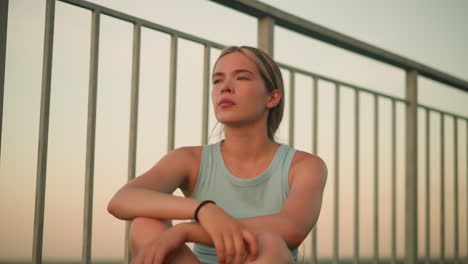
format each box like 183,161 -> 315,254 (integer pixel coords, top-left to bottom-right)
215,46 -> 285,140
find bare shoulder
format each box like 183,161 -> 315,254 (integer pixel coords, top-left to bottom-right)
289,150 -> 328,187
169,145 -> 203,161
168,145 -> 203,195
126,145 -> 203,193
164,145 -> 203,174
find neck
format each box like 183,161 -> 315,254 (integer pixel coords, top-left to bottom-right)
221,123 -> 278,162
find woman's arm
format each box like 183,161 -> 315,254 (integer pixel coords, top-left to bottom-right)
108,146 -> 259,264
174,151 -> 327,248
107,146 -> 202,220
246,151 -> 328,247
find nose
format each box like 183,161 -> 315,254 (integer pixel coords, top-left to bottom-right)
220,80 -> 233,94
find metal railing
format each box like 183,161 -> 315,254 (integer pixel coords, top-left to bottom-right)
1,0 -> 467,263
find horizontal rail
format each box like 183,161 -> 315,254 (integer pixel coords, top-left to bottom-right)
278,62 -> 408,103
59,0 -> 225,50
417,104 -> 468,121
208,0 -> 468,92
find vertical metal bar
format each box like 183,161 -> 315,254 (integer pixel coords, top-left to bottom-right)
257,16 -> 274,56
311,77 -> 318,264
127,22 -> 141,201
167,35 -> 178,152
373,95 -> 379,264
289,71 -> 295,147
333,83 -> 340,264
440,113 -> 445,264
201,45 -> 210,145
33,0 -> 55,262
424,109 -> 430,264
354,89 -> 360,264
466,120 -> 468,264
123,23 -> 141,264
0,0 -> 8,162
453,117 -> 459,264
405,70 -> 418,264
391,99 -> 397,264
81,9 -> 100,264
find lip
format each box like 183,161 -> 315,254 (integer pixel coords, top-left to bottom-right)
218,98 -> 235,107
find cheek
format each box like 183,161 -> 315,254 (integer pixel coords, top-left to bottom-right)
247,86 -> 269,104
211,90 -> 217,105
211,91 -> 222,115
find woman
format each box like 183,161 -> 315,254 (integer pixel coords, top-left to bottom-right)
108,46 -> 327,264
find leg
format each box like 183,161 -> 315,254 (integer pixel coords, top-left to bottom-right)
130,217 -> 200,264
246,232 -> 295,264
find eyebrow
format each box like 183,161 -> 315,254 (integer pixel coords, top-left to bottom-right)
212,69 -> 255,79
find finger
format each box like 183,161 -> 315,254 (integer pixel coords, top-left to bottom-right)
143,247 -> 155,264
242,229 -> 258,260
151,251 -> 163,264
223,234 -> 235,264
213,234 -> 226,264
131,254 -> 140,264
142,251 -> 152,264
233,231 -> 246,264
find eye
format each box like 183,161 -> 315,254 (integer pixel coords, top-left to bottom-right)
213,79 -> 222,84
237,76 -> 249,80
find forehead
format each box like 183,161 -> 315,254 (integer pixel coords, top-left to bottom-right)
214,52 -> 258,74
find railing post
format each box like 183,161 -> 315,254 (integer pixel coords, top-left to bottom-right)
167,35 -> 178,152
82,9 -> 100,264
0,0 -> 8,162
33,0 -> 55,263
405,70 -> 418,264
289,71 -> 295,147
258,16 -> 274,56
124,22 -> 141,264
202,45 -> 211,145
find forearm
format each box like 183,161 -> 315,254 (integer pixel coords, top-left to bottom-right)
108,187 -> 200,221
240,214 -> 304,248
176,222 -> 213,245
176,214 -> 304,248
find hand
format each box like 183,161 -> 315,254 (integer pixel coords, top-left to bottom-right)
131,225 -> 186,264
197,203 -> 258,264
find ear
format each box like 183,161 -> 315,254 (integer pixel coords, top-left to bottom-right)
266,89 -> 281,109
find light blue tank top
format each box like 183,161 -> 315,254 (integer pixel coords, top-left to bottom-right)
190,141 -> 298,264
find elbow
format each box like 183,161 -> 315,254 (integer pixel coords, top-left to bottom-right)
273,215 -> 309,248
107,199 -> 118,217
107,196 -> 129,220
285,228 -> 304,248
107,198 -> 120,218
279,219 -> 307,248
287,221 -> 319,248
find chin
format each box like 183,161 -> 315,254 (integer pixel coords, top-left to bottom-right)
216,114 -> 243,126
216,118 -> 240,126
217,116 -> 261,129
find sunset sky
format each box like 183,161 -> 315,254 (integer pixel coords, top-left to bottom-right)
1,0 -> 467,261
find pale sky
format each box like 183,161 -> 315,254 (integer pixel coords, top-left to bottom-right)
1,0 -> 467,261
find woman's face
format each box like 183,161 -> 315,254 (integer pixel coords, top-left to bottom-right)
211,52 -> 276,127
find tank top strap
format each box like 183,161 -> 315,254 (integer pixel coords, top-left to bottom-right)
280,146 -> 296,197
194,143 -> 216,194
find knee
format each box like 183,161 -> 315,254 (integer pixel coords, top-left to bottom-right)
130,217 -> 170,255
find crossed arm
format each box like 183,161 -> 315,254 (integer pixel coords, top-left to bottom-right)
107,146 -> 327,262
